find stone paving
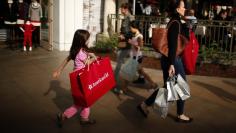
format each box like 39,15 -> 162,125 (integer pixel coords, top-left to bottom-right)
0,45 -> 236,133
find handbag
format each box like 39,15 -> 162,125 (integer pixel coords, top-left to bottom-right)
175,74 -> 191,100
152,20 -> 189,57
119,58 -> 139,82
117,41 -> 127,48
166,77 -> 180,101
153,88 -> 169,118
182,31 -> 199,75
69,57 -> 116,107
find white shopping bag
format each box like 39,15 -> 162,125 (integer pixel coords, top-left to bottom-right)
166,77 -> 180,101
175,74 -> 191,100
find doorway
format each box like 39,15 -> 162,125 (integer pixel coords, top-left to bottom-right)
40,0 -> 53,51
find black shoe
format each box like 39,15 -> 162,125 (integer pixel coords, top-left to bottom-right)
176,117 -> 193,123
80,119 -> 96,125
133,77 -> 145,84
112,88 -> 124,95
137,104 -> 148,118
56,113 -> 63,128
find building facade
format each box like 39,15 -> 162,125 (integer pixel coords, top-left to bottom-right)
52,0 -> 116,51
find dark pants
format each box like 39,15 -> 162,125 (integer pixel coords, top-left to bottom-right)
144,56 -> 186,115
32,26 -> 40,47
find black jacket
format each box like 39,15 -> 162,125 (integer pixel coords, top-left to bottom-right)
167,14 -> 189,65
3,2 -> 18,22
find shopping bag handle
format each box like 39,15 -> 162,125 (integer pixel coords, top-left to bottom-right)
167,75 -> 178,83
85,56 -> 100,71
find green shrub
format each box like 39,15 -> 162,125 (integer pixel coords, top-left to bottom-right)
198,42 -> 232,65
93,34 -> 118,53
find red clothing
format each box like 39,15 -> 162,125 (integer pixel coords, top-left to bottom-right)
22,24 -> 36,46
23,34 -> 32,46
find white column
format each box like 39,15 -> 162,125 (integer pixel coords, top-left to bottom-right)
103,0 -> 116,36
53,0 -> 83,51
133,0 -> 136,15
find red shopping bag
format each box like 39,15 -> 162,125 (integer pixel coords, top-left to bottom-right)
69,57 -> 116,107
182,31 -> 199,75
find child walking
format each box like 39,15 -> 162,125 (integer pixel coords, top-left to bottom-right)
119,20 -> 158,94
52,29 -> 97,127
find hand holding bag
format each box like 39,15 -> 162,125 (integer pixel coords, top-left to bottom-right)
152,20 -> 189,57
117,41 -> 127,48
117,35 -> 127,48
175,74 -> 191,100
166,77 -> 180,101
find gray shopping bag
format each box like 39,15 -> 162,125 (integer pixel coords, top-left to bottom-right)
120,58 -> 139,82
153,88 -> 169,118
175,74 -> 191,100
166,77 -> 180,101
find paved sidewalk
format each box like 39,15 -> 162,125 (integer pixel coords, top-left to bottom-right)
0,46 -> 236,133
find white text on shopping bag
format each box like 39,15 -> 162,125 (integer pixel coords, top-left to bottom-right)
88,72 -> 109,90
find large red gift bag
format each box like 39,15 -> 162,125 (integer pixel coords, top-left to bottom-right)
69,57 -> 116,107
182,31 -> 199,75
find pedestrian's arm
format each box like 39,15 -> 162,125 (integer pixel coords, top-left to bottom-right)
167,22 -> 179,77
52,56 -> 71,78
20,27 -> 25,32
129,37 -> 143,51
137,37 -> 143,47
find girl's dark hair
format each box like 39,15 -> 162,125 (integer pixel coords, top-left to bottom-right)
130,20 -> 142,34
130,20 -> 140,30
167,0 -> 185,17
69,29 -> 90,60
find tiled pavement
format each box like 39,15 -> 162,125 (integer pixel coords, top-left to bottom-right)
0,44 -> 236,133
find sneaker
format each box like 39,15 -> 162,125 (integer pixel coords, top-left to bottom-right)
133,77 -> 145,84
23,46 -> 26,51
80,118 -> 96,125
29,47 -> 32,51
112,88 -> 123,94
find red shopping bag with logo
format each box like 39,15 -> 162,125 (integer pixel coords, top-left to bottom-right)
69,57 -> 116,107
182,31 -> 199,75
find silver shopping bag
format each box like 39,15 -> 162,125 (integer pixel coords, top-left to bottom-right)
175,74 -> 191,100
120,58 -> 139,82
154,88 -> 168,107
153,88 -> 169,118
166,77 -> 180,101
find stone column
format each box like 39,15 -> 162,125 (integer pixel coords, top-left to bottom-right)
53,0 -> 83,51
103,0 -> 116,36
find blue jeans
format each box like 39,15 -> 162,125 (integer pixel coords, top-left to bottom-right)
145,56 -> 186,115
114,49 -> 130,87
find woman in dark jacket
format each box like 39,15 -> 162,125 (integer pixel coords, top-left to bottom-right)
137,0 -> 192,123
